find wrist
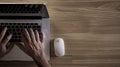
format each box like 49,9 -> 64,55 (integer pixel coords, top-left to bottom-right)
33,53 -> 51,67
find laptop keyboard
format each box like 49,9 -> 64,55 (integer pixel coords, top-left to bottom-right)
0,23 -> 41,42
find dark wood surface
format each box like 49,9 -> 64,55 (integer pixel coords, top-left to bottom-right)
0,0 -> 120,67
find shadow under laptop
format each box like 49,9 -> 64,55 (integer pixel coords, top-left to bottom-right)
0,61 -> 37,67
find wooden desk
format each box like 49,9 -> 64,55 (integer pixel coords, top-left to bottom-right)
0,0 -> 120,67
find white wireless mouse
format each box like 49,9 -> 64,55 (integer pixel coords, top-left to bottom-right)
54,38 -> 65,57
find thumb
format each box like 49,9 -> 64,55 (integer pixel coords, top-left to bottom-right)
16,42 -> 26,52
6,42 -> 14,51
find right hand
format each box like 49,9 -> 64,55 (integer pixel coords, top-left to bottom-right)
17,28 -> 50,67
17,28 -> 45,58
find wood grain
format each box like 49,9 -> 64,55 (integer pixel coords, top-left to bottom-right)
0,0 -> 120,67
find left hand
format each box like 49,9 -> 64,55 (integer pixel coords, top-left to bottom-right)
0,27 -> 13,57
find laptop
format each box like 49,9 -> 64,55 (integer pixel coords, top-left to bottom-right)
0,4 -> 50,61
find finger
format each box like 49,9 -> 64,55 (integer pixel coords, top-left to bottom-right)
6,42 -> 12,48
34,30 -> 41,49
21,33 -> 28,43
0,27 -> 7,42
2,34 -> 12,47
41,32 -> 45,43
21,34 -> 32,48
28,28 -> 36,43
23,29 -> 31,42
35,30 -> 40,42
6,42 -> 14,51
28,28 -> 39,50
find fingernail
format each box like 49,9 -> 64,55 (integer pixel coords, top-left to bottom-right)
23,28 -> 27,33
4,27 -> 7,30
9,34 -> 12,37
21,30 -> 25,34
30,28 -> 32,31
7,34 -> 12,40
35,30 -> 37,32
24,28 -> 27,31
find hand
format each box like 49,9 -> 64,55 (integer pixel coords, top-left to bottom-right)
0,27 -> 13,57
17,28 -> 50,67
